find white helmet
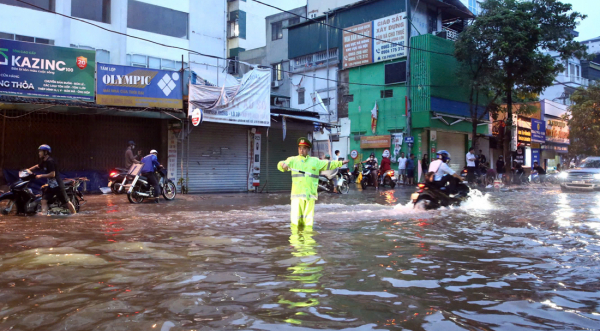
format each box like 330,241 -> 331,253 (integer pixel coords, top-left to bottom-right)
150,149 -> 158,154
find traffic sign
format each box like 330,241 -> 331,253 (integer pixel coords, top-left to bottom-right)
404,136 -> 414,143
350,150 -> 358,159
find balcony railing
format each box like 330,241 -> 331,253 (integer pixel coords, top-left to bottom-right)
443,27 -> 459,41
555,74 -> 589,86
290,49 -> 338,71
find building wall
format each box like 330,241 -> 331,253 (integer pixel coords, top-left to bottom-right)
0,0 -> 226,66
290,66 -> 339,122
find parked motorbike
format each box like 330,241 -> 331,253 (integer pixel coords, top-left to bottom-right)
0,169 -> 87,215
378,169 -> 396,188
108,167 -> 129,194
127,168 -> 177,203
360,164 -> 378,189
318,169 -> 350,194
411,179 -> 470,210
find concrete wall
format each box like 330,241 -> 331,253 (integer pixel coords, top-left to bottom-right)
307,0 -> 361,18
290,66 -> 339,122
0,0 -> 226,67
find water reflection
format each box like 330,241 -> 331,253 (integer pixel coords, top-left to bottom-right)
278,227 -> 322,324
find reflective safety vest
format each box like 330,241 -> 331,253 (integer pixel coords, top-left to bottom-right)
278,155 -> 343,200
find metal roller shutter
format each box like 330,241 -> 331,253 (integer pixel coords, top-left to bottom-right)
184,122 -> 249,193
260,128 -> 310,192
436,131 -> 466,173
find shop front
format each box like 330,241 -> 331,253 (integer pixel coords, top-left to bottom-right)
541,118 -> 570,171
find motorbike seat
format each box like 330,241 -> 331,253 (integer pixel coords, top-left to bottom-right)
320,169 -> 338,180
115,168 -> 128,172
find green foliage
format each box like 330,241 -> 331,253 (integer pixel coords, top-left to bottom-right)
566,83 -> 600,156
454,0 -> 587,155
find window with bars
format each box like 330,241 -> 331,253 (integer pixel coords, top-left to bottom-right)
126,54 -> 185,70
272,63 -> 283,81
380,90 -> 393,98
1,32 -> 54,45
298,89 -> 305,105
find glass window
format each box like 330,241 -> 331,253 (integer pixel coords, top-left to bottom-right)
228,20 -> 239,38
298,89 -> 305,104
131,54 -> 147,67
272,21 -> 283,41
272,63 -> 283,81
148,57 -> 161,69
0,32 -> 14,40
127,0 -> 188,39
15,35 -> 34,43
96,49 -> 110,63
35,37 -> 53,45
0,0 -> 54,11
72,0 -> 110,23
162,59 -> 175,70
126,54 -> 132,66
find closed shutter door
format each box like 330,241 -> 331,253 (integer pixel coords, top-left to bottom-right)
261,128 -> 310,192
185,123 -> 248,193
437,131 -> 466,173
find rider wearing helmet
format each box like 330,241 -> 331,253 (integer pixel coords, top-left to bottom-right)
125,140 -> 141,169
27,145 -> 77,215
141,149 -> 163,203
427,150 -> 463,193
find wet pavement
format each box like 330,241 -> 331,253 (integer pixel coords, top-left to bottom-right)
1,184 -> 600,330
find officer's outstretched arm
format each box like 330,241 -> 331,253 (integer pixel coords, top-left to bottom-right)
277,157 -> 293,172
318,159 -> 344,171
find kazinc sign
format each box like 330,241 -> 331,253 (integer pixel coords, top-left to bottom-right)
0,39 -> 95,101
96,63 -> 182,109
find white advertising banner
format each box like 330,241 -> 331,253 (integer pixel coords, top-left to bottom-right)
189,64 -> 271,127
373,12 -> 408,63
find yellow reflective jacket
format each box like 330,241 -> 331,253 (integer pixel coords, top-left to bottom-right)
278,155 -> 343,200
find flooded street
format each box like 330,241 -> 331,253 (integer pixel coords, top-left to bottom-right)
1,186 -> 600,330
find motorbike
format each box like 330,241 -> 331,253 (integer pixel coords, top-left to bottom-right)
318,169 -> 350,194
108,167 -> 129,194
378,169 -> 396,188
411,179 -> 470,210
0,169 -> 87,215
339,166 -> 353,184
360,164 -> 378,189
126,168 -> 177,203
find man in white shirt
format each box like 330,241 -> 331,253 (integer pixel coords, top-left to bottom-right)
428,150 -> 463,193
397,152 -> 407,184
334,150 -> 340,161
465,147 -> 477,183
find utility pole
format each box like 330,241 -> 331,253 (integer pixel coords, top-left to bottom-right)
405,0 -> 412,139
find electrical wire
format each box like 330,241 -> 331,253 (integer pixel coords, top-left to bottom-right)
251,0 -> 465,57
12,0 -> 463,89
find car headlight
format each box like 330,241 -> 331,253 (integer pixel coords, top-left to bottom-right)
558,172 -> 568,179
593,174 -> 600,180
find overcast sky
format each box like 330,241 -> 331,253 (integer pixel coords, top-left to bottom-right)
564,0 -> 598,41
274,0 -> 597,41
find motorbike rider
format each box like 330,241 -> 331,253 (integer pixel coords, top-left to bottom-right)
278,137 -> 348,228
27,145 -> 77,215
141,149 -> 163,203
379,152 -> 392,184
427,150 -> 462,194
125,140 -> 141,169
361,153 -> 379,189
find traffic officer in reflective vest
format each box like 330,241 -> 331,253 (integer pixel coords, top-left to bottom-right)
278,137 -> 348,228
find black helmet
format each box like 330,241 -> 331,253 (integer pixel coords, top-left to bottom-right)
370,153 -> 375,157
128,140 -> 135,145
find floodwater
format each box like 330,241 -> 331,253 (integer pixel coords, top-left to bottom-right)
1,186 -> 600,330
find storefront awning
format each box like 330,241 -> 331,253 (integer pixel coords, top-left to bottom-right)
431,112 -> 491,126
271,113 -> 338,127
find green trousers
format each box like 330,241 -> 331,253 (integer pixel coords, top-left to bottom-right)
290,199 -> 315,227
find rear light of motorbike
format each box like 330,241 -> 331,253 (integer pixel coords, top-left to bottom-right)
389,170 -> 394,176
417,183 -> 426,189
109,172 -> 118,178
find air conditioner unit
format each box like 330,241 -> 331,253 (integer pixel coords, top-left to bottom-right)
435,30 -> 448,39
331,134 -> 340,142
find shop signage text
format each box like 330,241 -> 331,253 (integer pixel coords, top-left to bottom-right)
97,63 -> 182,109
531,119 -> 546,143
342,12 -> 407,69
360,135 -> 391,149
546,119 -> 569,145
0,39 -> 95,101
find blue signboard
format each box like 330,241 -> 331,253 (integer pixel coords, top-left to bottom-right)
532,149 -> 541,165
531,119 -> 546,143
96,63 -> 182,109
404,136 -> 414,143
0,39 -> 95,101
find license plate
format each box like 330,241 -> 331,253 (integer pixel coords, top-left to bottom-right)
411,193 -> 419,201
337,178 -> 344,186
571,181 -> 585,184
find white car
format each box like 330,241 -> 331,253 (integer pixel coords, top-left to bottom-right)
559,157 -> 600,192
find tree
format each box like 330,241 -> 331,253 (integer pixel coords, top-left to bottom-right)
566,82 -> 600,156
456,0 -> 587,163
